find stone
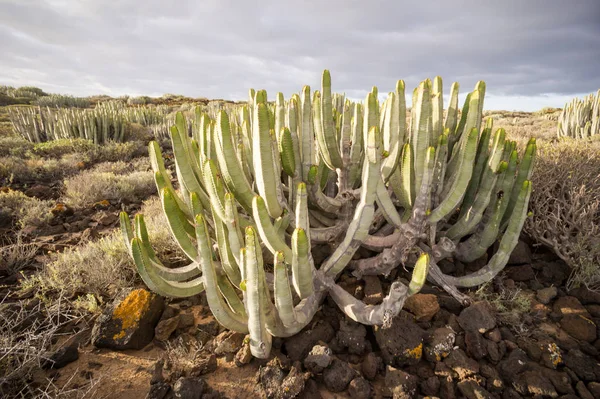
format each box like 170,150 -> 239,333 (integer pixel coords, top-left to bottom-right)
361,352 -> 381,380
384,365 -> 418,398
561,314 -> 597,342
280,363 -> 308,399
575,381 -> 594,399
283,321 -> 335,361
190,354 -> 217,376
540,368 -> 574,395
444,348 -> 479,380
458,302 -> 496,333
403,293 -> 440,321
363,275 -> 383,305
173,376 -> 206,399
92,288 -> 164,350
213,331 -> 245,355
420,376 -> 440,397
304,344 -> 333,374
42,342 -> 79,369
569,287 -> 600,305
481,364 -> 504,392
154,316 -> 180,341
508,240 -> 532,265
374,312 -> 425,367
553,296 -> 589,317
506,264 -> 535,282
457,379 -> 494,399
234,342 -> 252,367
424,327 -> 456,362
587,382 -> 600,398
337,319 -> 367,355
465,330 -> 488,360
537,286 -> 558,304
563,349 -> 600,381
323,359 -> 355,393
258,363 -> 285,398
498,348 -> 529,381
147,382 -> 170,399
513,370 -> 558,398
348,377 -> 371,399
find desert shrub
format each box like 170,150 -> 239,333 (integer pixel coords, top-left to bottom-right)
0,189 -> 54,228
28,196 -> 182,300
34,94 -> 90,108
30,138 -> 96,158
0,136 -> 34,157
90,158 -> 150,175
472,281 -> 533,335
0,234 -> 38,277
0,156 -> 79,183
62,168 -> 155,208
525,140 -> 600,291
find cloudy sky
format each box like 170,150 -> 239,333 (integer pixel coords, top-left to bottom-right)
1,0 -> 599,111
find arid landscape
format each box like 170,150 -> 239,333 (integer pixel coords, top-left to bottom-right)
0,77 -> 599,399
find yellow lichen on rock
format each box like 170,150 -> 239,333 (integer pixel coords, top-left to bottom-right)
111,289 -> 153,340
403,342 -> 423,360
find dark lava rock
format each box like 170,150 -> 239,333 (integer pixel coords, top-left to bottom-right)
373,311 -> 425,367
444,348 -> 480,380
507,240 -> 532,265
258,363 -> 285,398
279,363 -> 308,399
457,379 -> 494,399
569,287 -> 600,305
92,288 -> 164,350
420,376 -> 440,396
561,314 -> 597,342
154,316 -> 180,342
563,349 -> 600,381
465,330 -> 488,360
513,370 -> 558,398
458,302 -> 496,333
498,348 -> 529,380
362,275 -> 383,305
42,342 -> 79,369
403,293 -> 440,321
147,382 -> 170,399
361,352 -> 382,380
304,344 -> 332,374
384,365 -> 418,398
323,359 -> 356,393
337,319 -> 367,355
348,377 -> 371,399
424,327 -> 456,362
283,320 -> 335,361
505,265 -> 535,281
173,376 -> 206,399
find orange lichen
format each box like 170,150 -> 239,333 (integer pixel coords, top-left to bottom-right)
94,199 -> 111,207
404,343 -> 423,360
547,342 -> 562,367
111,289 -> 152,341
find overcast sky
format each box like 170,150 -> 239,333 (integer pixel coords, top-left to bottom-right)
1,0 -> 599,111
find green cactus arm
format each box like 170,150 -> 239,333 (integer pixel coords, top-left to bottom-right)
408,253 -> 430,295
275,92 -> 285,141
195,214 -> 249,333
411,80 -> 432,192
224,192 -> 246,265
444,180 -> 532,287
202,159 -> 228,223
431,131 -> 449,208
322,126 -> 381,277
292,227 -> 314,299
278,127 -> 296,177
214,110 -> 256,213
273,251 -> 298,328
363,91 -> 380,146
252,195 -> 293,261
307,164 -> 343,213
445,161 -> 507,241
130,237 -> 205,298
381,91 -> 401,180
431,77 -> 444,145
161,187 -> 198,261
317,70 -> 344,169
253,102 -> 283,219
458,119 -> 495,217
243,226 -> 272,358
216,272 -> 246,317
300,86 -> 316,180
348,104 -> 364,188
169,124 -> 208,203
501,138 -> 536,230
375,179 -> 403,228
429,127 -> 478,223
213,208 -> 242,287
447,89 -> 480,176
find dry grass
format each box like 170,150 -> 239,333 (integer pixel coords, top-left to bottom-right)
486,112 -> 557,143
0,234 -> 38,277
525,139 -> 600,291
0,189 -> 54,229
62,168 -> 155,208
24,196 -> 184,302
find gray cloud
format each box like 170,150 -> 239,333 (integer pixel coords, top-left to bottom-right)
1,0 -> 599,110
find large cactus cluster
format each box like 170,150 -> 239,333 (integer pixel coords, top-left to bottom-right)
8,103 -> 127,144
120,70 -> 536,358
557,89 -> 600,139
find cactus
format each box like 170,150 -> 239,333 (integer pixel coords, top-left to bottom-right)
120,70 -> 535,358
557,89 -> 600,139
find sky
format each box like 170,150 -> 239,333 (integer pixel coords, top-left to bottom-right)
1,0 -> 599,111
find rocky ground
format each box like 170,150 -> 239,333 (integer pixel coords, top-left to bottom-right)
13,238 -> 598,399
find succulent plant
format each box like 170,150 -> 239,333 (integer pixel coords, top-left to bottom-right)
120,70 -> 535,358
557,89 -> 600,139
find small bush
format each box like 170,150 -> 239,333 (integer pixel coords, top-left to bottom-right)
0,136 -> 34,157
28,196 -> 183,300
525,140 -> 600,291
63,169 -> 155,208
30,138 -> 96,158
34,94 -> 90,108
0,234 -> 37,276
0,189 -> 54,228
